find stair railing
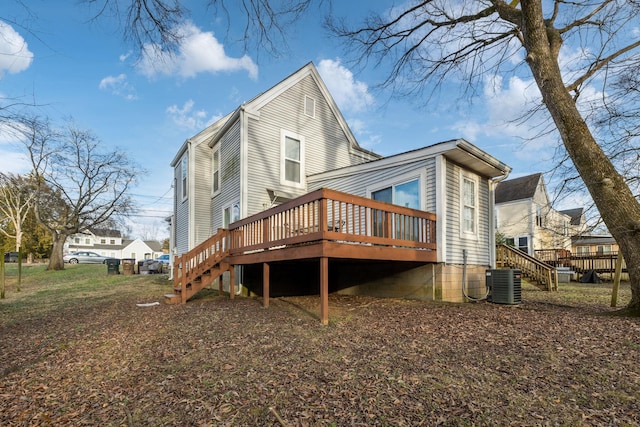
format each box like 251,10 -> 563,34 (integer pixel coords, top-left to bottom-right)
496,244 -> 558,291
174,229 -> 232,301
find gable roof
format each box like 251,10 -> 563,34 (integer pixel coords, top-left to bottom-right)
202,62 -> 380,159
560,208 -> 584,226
495,173 -> 542,204
86,228 -> 121,238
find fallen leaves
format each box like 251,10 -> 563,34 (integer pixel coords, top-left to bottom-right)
1,289 -> 639,425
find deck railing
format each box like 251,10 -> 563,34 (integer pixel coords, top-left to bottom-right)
228,188 -> 437,255
173,188 -> 437,300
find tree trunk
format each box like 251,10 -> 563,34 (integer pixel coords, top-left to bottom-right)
48,233 -> 67,271
520,0 -> 640,312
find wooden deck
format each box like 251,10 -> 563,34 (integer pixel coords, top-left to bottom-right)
167,188 -> 437,323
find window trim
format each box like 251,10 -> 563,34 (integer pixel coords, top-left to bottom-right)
212,144 -> 221,196
460,172 -> 478,240
181,155 -> 188,202
280,129 -> 306,189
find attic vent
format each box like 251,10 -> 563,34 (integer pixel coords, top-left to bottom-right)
304,95 -> 315,118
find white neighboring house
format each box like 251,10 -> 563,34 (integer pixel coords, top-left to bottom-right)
65,229 -> 164,262
495,173 -> 586,255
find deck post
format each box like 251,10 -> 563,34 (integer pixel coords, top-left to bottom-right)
229,266 -> 235,299
218,274 -> 223,295
320,257 -> 329,325
263,262 -> 270,308
181,255 -> 187,304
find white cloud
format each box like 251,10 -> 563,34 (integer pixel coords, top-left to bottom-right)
166,99 -> 222,130
0,122 -> 31,173
0,21 -> 34,77
451,74 -> 560,161
347,118 -> 382,151
317,58 -> 375,113
99,73 -> 138,100
137,22 -> 258,80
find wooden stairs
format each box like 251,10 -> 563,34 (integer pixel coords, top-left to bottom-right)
496,244 -> 558,291
165,229 -> 233,303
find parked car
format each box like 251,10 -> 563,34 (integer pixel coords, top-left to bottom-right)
156,254 -> 171,264
63,251 -> 116,264
4,252 -> 19,263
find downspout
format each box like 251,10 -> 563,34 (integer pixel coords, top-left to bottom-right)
489,171 -> 511,268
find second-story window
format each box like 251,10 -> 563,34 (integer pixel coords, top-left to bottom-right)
181,155 -> 188,201
281,130 -> 305,188
212,146 -> 220,195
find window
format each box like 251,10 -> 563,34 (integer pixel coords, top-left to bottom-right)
304,95 -> 315,118
110,239 -> 115,244
100,239 -> 106,244
212,145 -> 220,195
536,205 -> 544,227
223,201 -> 240,227
85,238 -> 91,244
74,237 -> 80,244
181,155 -> 188,201
506,237 -> 529,254
517,236 -> 529,254
597,245 -> 612,255
371,178 -> 420,239
577,246 -> 590,255
372,180 -> 420,209
280,130 -> 305,187
462,176 -> 477,236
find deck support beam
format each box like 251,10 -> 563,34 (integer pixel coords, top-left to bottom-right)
229,266 -> 235,299
320,257 -> 329,325
263,262 -> 270,308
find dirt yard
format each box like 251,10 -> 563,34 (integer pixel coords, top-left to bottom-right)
1,271 -> 639,426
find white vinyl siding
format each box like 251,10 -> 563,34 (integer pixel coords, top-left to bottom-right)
192,139 -> 213,247
445,161 -> 490,265
175,163 -> 189,254
212,119 -> 242,231
245,74 -> 377,216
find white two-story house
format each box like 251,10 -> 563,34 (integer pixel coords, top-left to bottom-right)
170,62 -> 511,305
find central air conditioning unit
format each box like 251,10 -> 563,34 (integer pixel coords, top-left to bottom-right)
486,269 -> 521,304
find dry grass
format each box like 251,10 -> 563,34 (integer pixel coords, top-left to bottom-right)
1,265 -> 639,426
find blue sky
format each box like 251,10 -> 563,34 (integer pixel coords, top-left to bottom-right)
0,1 -> 575,239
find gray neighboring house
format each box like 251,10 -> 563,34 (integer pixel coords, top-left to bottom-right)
170,62 -> 512,303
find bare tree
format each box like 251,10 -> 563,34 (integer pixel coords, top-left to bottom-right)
0,172 -> 35,293
18,116 -> 139,270
86,0 -> 640,311
0,173 -> 34,253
